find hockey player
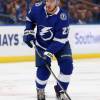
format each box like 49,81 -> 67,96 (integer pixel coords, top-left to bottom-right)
23,0 -> 73,100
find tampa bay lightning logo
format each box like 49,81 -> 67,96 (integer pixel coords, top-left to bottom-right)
39,25 -> 53,41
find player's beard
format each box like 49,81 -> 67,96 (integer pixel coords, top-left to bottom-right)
46,5 -> 58,14
46,0 -> 59,14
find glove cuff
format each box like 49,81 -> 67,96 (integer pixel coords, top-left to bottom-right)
24,30 -> 35,35
44,51 -> 53,58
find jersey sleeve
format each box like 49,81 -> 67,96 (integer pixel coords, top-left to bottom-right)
25,5 -> 37,30
46,13 -> 69,54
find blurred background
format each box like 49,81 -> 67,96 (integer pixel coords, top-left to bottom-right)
0,0 -> 100,25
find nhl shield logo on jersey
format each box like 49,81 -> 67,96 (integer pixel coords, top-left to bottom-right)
60,13 -> 67,21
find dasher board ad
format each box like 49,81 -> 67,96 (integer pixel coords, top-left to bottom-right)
0,26 -> 35,56
69,25 -> 100,54
0,25 -> 100,58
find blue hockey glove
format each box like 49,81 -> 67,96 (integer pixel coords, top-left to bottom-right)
23,30 -> 35,48
43,51 -> 53,66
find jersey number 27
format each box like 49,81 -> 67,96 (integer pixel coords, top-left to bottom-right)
62,27 -> 69,35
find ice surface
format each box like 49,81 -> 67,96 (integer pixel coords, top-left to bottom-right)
0,59 -> 100,100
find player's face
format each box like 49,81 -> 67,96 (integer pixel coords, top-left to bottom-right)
46,0 -> 58,14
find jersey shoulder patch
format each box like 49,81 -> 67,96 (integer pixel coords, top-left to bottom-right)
60,13 -> 67,21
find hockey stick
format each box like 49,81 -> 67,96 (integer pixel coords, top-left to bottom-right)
33,44 -> 71,100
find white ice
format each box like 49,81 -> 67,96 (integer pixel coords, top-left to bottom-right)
0,59 -> 100,100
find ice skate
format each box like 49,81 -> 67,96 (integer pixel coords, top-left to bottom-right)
37,89 -> 45,100
54,85 -> 71,100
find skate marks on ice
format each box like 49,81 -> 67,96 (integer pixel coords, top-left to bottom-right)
0,59 -> 100,100
69,59 -> 100,100
0,62 -> 56,100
